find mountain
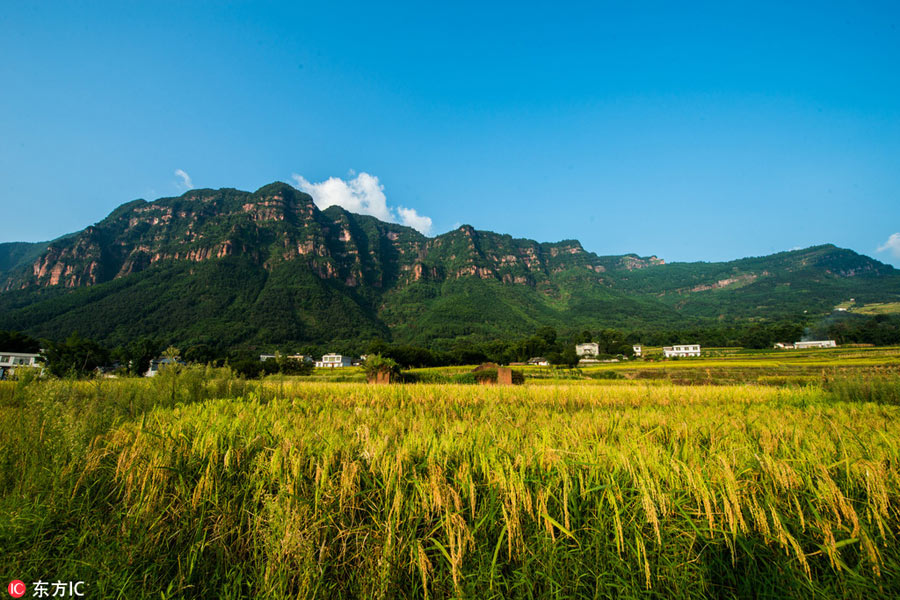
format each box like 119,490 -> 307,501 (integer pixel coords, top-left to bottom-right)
0,241 -> 52,275
1,182 -> 898,350
600,244 -> 898,320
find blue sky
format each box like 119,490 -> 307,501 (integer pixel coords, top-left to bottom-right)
1,1 -> 899,266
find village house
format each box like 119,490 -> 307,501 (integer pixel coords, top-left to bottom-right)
144,357 -> 184,377
260,353 -> 313,363
527,357 -> 550,366
773,342 -> 795,349
315,353 -> 353,368
575,342 -> 599,357
663,344 -> 701,358
0,352 -> 42,379
793,340 -> 837,349
632,345 -> 642,357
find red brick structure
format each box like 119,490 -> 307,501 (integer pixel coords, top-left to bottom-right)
472,363 -> 522,385
367,369 -> 393,384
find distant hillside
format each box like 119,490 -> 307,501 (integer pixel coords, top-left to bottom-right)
1,182 -> 897,349
603,245 -> 899,320
0,241 -> 51,274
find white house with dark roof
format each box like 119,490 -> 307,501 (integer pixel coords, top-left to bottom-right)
794,340 -> 837,349
0,352 -> 42,379
260,353 -> 313,363
144,357 -> 184,377
315,354 -> 353,368
575,342 -> 599,357
663,344 -> 701,358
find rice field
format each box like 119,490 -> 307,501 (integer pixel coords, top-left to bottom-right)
2,368 -> 900,598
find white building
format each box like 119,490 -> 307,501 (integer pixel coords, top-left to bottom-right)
260,353 -> 313,363
527,357 -> 550,366
794,340 -> 837,349
773,343 -> 795,350
144,357 -> 182,377
663,344 -> 701,358
315,354 -> 353,368
0,352 -> 42,379
575,342 -> 599,357
632,345 -> 642,357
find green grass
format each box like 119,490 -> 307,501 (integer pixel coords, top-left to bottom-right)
2,366 -> 900,598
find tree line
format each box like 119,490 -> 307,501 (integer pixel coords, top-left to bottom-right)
3,313 -> 897,378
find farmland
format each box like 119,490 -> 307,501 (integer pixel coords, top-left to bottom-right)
849,302 -> 900,315
2,353 -> 900,598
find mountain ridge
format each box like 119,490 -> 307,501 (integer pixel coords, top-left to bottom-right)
1,182 -> 897,349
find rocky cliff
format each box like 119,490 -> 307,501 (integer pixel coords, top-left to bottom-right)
0,182 -> 896,347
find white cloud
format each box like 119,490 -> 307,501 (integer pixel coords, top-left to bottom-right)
291,171 -> 433,235
174,169 -> 193,190
292,172 -> 392,222
877,232 -> 900,258
397,206 -> 433,234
